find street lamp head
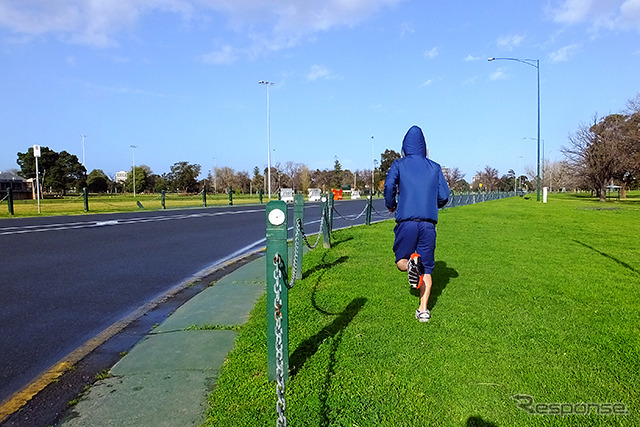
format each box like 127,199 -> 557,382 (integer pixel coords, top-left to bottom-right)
488,57 -> 495,61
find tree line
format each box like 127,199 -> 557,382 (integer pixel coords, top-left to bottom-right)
12,144 -> 534,197
13,146 -> 398,196
19,100 -> 637,201
562,93 -> 640,201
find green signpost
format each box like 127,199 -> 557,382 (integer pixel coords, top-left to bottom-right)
266,200 -> 289,382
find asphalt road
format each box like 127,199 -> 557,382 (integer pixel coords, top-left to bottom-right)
0,198 -> 390,405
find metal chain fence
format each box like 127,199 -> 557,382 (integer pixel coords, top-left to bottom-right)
272,256 -> 287,427
370,191 -> 516,218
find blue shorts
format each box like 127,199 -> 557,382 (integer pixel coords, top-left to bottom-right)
393,220 -> 436,274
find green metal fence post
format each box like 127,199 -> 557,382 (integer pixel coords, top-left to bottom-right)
161,190 -> 166,209
228,186 -> 233,206
83,187 -> 89,212
202,185 -> 207,207
293,194 -> 304,280
266,200 -> 289,382
7,188 -> 14,215
321,195 -> 331,249
365,195 -> 372,226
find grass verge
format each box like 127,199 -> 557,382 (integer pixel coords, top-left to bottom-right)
203,193 -> 639,426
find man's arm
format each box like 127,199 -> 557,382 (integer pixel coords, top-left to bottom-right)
384,163 -> 399,212
436,168 -> 450,208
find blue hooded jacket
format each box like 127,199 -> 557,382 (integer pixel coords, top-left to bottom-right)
383,125 -> 450,223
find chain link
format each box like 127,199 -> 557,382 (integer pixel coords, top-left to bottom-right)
298,210 -> 325,249
272,255 -> 287,427
288,223 -> 300,289
331,204 -> 368,222
371,203 -> 394,218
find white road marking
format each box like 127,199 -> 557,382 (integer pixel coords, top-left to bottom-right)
0,209 -> 264,236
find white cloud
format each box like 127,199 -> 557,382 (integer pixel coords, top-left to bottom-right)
200,45 -> 239,65
548,0 -> 597,24
0,0 -> 192,47
399,21 -> 414,37
548,43 -> 580,62
424,47 -> 439,59
548,0 -> 640,32
0,0 -> 403,51
497,34 -> 525,51
421,79 -> 433,87
307,64 -> 332,81
464,54 -> 480,61
489,68 -> 508,81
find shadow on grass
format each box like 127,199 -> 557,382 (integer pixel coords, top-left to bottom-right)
329,235 -> 354,248
289,297 -> 367,378
467,416 -> 498,426
573,239 -> 640,275
410,261 -> 458,310
302,254 -> 349,281
289,297 -> 367,426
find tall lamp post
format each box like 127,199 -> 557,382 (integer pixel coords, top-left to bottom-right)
371,136 -> 374,194
213,157 -> 217,194
81,134 -> 87,172
488,57 -> 541,201
258,80 -> 275,199
130,145 -> 137,197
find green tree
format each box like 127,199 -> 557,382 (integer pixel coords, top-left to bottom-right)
170,161 -> 201,193
252,166 -> 264,194
125,166 -> 148,194
379,149 -> 401,177
332,157 -> 343,188
498,169 -> 516,192
87,169 -> 110,193
16,146 -> 85,195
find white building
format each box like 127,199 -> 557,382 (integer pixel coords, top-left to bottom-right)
115,171 -> 128,183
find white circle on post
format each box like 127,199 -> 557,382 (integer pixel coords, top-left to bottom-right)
268,209 -> 285,226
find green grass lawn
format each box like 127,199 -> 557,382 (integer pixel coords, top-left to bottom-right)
204,193 -> 639,426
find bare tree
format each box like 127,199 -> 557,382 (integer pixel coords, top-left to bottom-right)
474,166 -> 500,191
562,116 -> 619,202
443,167 -> 465,191
283,161 -> 303,191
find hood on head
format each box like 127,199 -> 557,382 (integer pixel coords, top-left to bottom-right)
401,125 -> 427,157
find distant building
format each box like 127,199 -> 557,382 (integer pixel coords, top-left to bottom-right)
0,171 -> 33,200
115,171 -> 128,183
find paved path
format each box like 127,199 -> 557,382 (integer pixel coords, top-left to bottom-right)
56,256 -> 267,426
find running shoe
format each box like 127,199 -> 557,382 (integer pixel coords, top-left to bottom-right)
407,253 -> 424,289
415,309 -> 431,322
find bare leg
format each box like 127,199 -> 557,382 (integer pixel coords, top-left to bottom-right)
418,274 -> 432,312
398,260 -> 432,311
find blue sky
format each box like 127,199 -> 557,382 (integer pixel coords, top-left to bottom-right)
1,0 -> 639,182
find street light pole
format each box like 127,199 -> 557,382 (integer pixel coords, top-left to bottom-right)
488,57 -> 541,201
371,136 -> 374,194
130,145 -> 137,197
258,80 -> 275,199
212,157 -> 217,194
81,134 -> 87,172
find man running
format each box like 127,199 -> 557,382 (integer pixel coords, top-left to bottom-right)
384,125 -> 450,322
